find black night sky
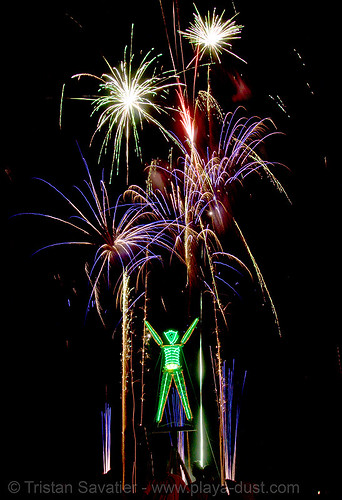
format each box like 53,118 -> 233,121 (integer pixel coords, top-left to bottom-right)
2,1 -> 341,498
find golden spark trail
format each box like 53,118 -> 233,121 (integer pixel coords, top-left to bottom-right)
59,83 -> 65,130
139,252 -> 150,427
130,327 -> 137,492
121,269 -> 130,485
234,219 -> 281,336
199,216 -> 228,330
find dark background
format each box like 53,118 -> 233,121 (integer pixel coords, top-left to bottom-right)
2,0 -> 340,497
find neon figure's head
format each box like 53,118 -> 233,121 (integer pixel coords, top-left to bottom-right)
163,329 -> 179,345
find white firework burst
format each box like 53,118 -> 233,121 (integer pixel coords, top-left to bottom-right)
72,25 -> 179,183
180,5 -> 245,64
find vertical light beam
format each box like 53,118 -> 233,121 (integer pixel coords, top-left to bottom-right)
198,291 -> 206,467
199,324 -> 204,467
101,403 -> 111,474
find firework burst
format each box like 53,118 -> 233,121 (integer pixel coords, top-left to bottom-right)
72,25 -> 179,184
23,151 -> 188,485
23,1 -> 292,486
26,151 -> 181,325
180,5 -> 245,64
130,103 -> 288,335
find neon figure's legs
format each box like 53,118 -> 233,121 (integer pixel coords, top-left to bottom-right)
156,371 -> 173,423
156,370 -> 193,423
174,370 -> 193,421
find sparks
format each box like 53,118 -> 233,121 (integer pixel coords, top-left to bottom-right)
180,5 -> 245,64
27,150 -> 181,326
121,270 -> 131,486
18,1 -> 294,489
72,25 -> 178,183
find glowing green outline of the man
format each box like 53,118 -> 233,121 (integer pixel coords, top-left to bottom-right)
145,317 -> 199,423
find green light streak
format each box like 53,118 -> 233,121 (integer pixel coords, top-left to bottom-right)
199,334 -> 204,466
198,291 -> 205,467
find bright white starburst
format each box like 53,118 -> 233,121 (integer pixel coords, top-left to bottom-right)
180,5 -> 245,63
72,25 -> 179,183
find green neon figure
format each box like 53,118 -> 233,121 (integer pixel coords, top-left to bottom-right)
145,317 -> 199,423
